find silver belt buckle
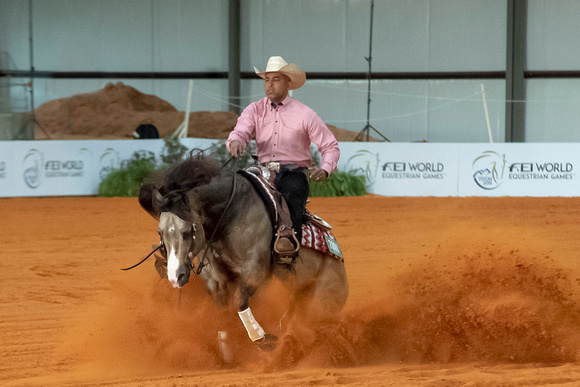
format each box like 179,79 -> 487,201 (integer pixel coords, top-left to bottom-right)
267,162 -> 280,173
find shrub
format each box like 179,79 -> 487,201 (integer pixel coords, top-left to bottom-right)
98,139 -> 367,197
98,152 -> 156,197
309,169 -> 367,197
160,136 -> 188,167
209,140 -> 256,169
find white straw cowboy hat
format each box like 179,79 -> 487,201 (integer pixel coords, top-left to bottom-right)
254,56 -> 306,90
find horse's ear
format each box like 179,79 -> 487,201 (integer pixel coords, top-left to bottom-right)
196,209 -> 206,224
152,189 -> 165,213
138,183 -> 163,219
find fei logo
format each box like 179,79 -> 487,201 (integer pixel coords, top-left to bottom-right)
99,148 -> 119,180
22,149 -> 43,189
472,151 -> 507,190
346,149 -> 380,187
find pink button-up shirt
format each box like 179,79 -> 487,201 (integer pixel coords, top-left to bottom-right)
227,96 -> 340,175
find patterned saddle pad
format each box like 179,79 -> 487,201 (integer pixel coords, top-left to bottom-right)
301,220 -> 343,260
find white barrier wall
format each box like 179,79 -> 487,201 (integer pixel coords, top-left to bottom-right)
0,138 -> 217,197
0,140 -> 578,197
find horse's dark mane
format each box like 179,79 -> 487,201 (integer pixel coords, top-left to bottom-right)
148,151 -> 222,221
142,151 -> 264,240
161,151 -> 221,194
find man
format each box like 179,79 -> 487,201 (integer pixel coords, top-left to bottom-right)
227,56 -> 340,260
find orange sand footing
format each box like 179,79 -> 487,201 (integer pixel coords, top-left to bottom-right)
2,196 -> 580,386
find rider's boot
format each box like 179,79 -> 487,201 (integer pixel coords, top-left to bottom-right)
273,225 -> 299,264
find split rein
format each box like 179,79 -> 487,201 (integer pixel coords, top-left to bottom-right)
120,156 -> 240,274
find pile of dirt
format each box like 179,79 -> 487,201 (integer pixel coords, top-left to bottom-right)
34,82 -> 365,141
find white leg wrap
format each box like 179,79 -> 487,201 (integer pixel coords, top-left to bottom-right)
238,307 -> 265,342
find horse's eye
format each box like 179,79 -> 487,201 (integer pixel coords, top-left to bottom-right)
182,231 -> 191,239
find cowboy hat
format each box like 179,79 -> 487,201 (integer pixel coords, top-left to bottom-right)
254,56 -> 306,90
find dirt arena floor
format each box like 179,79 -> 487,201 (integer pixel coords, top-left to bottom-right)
3,195 -> 580,386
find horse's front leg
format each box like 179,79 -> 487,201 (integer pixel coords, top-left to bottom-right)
235,286 -> 264,340
234,268 -> 278,350
236,292 -> 278,351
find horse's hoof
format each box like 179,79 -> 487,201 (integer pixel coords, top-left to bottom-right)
257,333 -> 278,351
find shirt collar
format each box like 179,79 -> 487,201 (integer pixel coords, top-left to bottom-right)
268,95 -> 293,110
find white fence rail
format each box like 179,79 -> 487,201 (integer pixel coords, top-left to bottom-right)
0,139 -> 578,197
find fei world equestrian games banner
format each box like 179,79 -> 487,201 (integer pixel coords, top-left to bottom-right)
338,142 -> 579,197
0,140 -> 578,197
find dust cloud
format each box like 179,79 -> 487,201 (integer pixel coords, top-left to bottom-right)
68,240 -> 580,374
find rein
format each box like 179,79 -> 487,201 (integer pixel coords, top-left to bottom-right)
195,156 -> 239,275
120,244 -> 163,271
210,156 -> 240,244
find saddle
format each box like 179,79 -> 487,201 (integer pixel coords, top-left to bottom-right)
239,165 -> 343,264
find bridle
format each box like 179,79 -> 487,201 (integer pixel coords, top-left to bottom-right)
121,156 -> 240,276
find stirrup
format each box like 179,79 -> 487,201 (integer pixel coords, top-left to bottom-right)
273,226 -> 299,264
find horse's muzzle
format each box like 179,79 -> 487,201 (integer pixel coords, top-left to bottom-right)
169,264 -> 190,288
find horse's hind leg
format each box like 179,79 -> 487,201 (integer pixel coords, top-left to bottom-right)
286,282 -> 317,321
308,259 -> 349,320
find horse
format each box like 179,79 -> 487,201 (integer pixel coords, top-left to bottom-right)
138,152 -> 349,352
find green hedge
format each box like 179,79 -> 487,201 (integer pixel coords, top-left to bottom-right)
98,138 -> 186,197
98,139 -> 367,197
309,169 -> 367,197
98,153 -> 157,197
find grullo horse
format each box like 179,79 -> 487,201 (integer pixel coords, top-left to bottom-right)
138,153 -> 348,351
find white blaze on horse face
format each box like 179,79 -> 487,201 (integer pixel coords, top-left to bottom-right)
167,245 -> 180,288
159,212 -> 194,288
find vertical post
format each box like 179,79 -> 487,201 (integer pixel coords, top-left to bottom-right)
28,0 -> 35,112
480,84 -> 493,143
505,0 -> 527,142
228,0 -> 241,115
365,0 -> 375,142
355,0 -> 375,142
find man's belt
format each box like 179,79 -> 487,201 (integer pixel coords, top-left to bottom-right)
262,162 -> 301,173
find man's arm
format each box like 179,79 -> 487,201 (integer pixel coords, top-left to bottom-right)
227,102 -> 258,157
307,114 -> 340,178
